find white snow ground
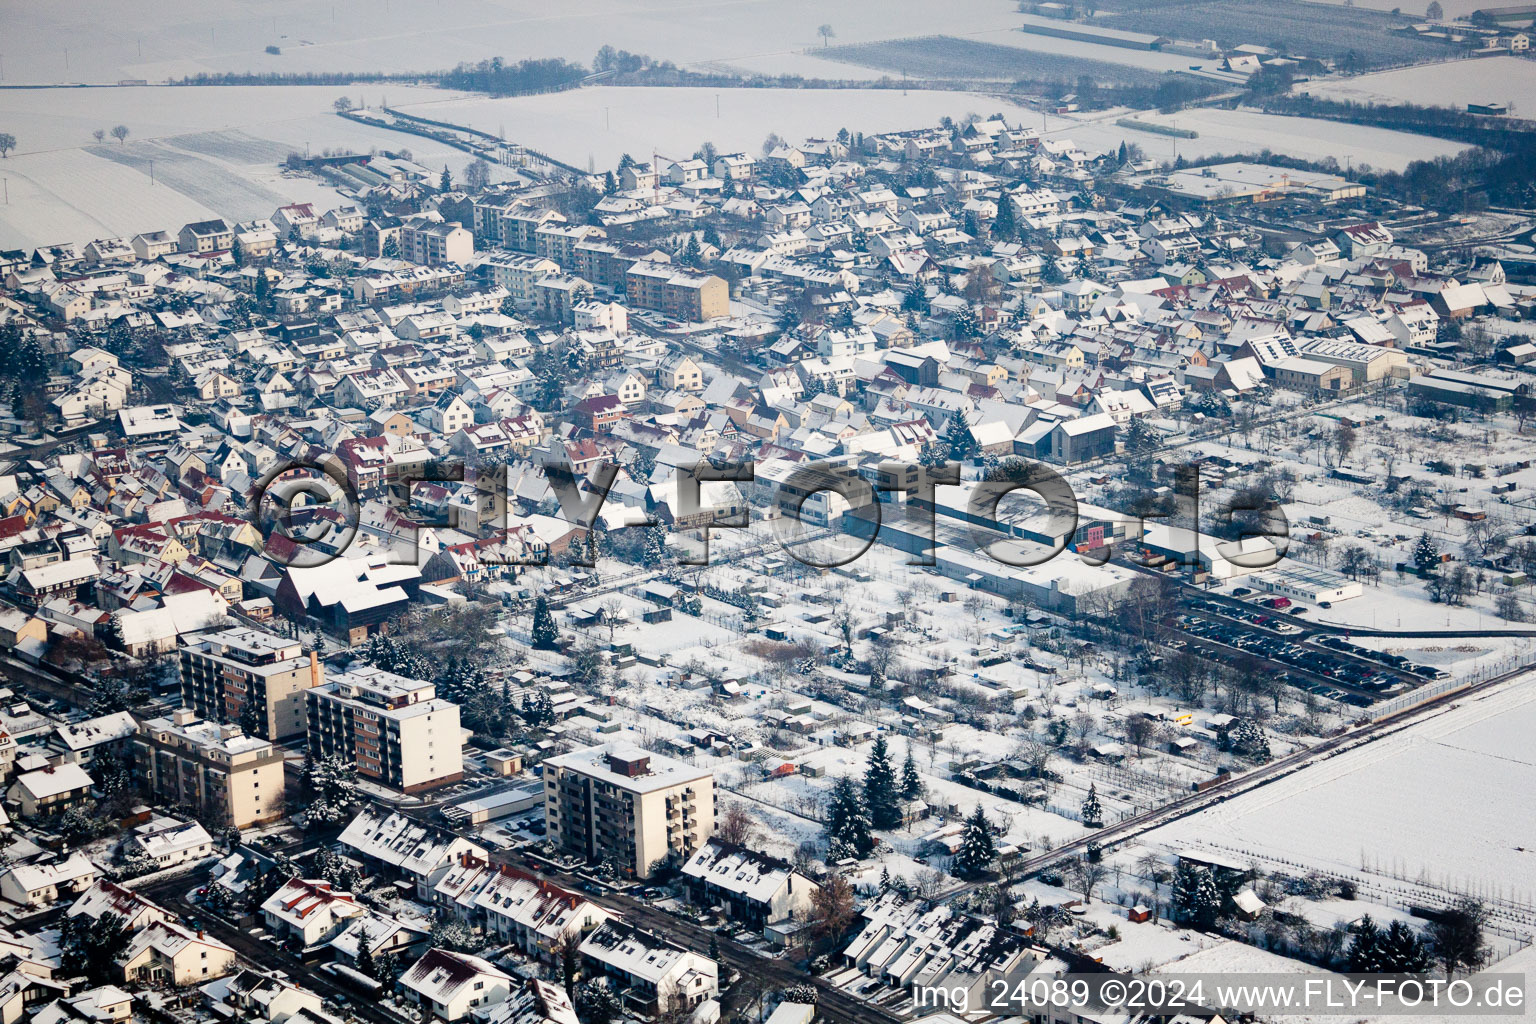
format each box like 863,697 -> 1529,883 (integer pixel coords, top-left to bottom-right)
396,87 -> 1468,174
1300,57 -> 1536,114
1146,673 -> 1536,939
0,86 -> 500,249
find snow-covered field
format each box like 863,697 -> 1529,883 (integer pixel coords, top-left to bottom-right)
1082,106 -> 1469,171
0,85 -> 499,249
1146,674 -> 1536,935
0,0 -> 1025,85
395,86 -> 1046,169
395,87 -> 1469,174
1300,56 -> 1536,113
1305,0 -> 1499,19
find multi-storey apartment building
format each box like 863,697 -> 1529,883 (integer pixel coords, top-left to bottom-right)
573,240 -> 669,292
542,744 -> 715,879
623,262 -> 729,322
479,252 -> 560,309
178,626 -> 324,740
306,667 -> 463,793
131,709 -> 285,829
400,221 -> 473,267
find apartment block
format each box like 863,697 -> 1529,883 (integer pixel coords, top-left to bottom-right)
542,743 -> 715,879
179,626 -> 324,740
306,666 -> 464,793
623,262 -> 729,322
131,709 -> 285,829
480,252 -> 560,309
401,221 -> 474,267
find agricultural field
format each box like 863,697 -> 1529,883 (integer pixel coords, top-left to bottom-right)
1307,0 -> 1496,18
1090,0 -> 1455,70
1144,675 -> 1536,953
397,86 -> 1046,170
0,84 -> 501,249
0,0 -> 1025,85
1299,56 -> 1536,114
1099,106 -> 1468,170
818,35 -> 1169,86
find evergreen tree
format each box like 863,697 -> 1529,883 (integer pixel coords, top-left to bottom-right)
917,437 -> 949,469
238,696 -> 264,739
900,749 -> 922,802
1080,783 -> 1104,828
953,804 -> 996,879
680,234 -> 703,268
901,280 -> 929,314
356,939 -> 377,980
232,237 -> 247,267
1117,140 -> 1129,166
532,596 -> 559,649
824,775 -> 874,858
440,165 -> 453,192
994,194 -> 1016,239
1380,919 -> 1433,973
1413,532 -> 1442,578
1172,862 -> 1222,929
949,305 -> 980,340
943,411 -> 977,461
878,865 -> 892,894
1125,417 -> 1159,452
375,951 -> 401,984
1347,914 -> 1385,973
639,523 -> 667,567
863,735 -> 902,831
702,223 -> 722,249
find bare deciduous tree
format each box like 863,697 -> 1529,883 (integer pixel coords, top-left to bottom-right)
714,801 -> 762,847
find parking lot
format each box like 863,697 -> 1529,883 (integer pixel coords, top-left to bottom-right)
1169,599 -> 1449,709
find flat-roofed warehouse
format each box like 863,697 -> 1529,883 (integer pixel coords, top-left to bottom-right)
1131,162 -> 1366,205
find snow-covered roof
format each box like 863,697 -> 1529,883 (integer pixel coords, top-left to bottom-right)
399,948 -> 510,1005
681,839 -> 809,906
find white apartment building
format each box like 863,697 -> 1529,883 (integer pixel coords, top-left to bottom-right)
542,743 -> 714,879
306,667 -> 464,793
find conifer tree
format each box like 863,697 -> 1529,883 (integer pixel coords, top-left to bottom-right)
863,735 -> 901,830
1172,862 -> 1222,929
531,596 -> 559,649
824,775 -> 874,858
356,939 -> 377,980
1081,783 -> 1104,828
900,749 -> 923,802
953,804 -> 996,879
1380,919 -> 1432,973
902,280 -> 929,314
943,411 -> 977,461
1413,532 -> 1442,578
994,194 -> 1016,239
1347,915 -> 1385,973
